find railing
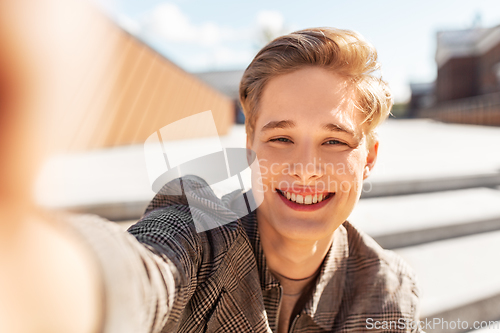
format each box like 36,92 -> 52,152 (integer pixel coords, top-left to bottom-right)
417,92 -> 500,126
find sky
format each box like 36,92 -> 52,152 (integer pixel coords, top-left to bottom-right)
97,0 -> 500,103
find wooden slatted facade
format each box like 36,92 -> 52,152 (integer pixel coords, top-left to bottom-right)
64,8 -> 234,151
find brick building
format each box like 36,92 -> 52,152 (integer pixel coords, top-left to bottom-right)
412,25 -> 500,125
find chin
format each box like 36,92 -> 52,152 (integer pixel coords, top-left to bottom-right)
262,204 -> 337,242
281,224 -> 331,242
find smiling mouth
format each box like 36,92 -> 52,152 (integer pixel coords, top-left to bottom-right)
276,189 -> 334,205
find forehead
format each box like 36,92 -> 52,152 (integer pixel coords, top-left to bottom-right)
257,66 -> 365,134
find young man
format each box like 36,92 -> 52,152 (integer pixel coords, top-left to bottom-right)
123,27 -> 421,332
0,21 -> 421,333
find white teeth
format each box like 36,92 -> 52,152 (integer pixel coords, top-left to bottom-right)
296,194 -> 303,204
280,190 -> 329,205
304,195 -> 312,204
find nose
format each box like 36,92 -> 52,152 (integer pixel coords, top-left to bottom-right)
289,141 -> 322,183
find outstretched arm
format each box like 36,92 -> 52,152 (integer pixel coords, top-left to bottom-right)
0,208 -> 192,333
0,212 -> 103,333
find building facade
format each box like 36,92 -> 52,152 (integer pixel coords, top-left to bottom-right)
60,6 -> 235,152
412,25 -> 500,125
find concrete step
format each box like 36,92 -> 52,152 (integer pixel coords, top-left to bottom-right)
349,187 -> 500,249
35,120 -> 500,220
116,187 -> 500,244
394,231 -> 500,333
47,175 -> 500,223
364,119 -> 500,197
45,175 -> 500,223
361,172 -> 500,198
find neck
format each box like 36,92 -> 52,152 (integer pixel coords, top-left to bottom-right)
258,214 -> 334,280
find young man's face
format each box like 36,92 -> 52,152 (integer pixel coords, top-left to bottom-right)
247,66 -> 378,242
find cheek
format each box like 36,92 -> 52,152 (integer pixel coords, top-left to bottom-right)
324,151 -> 366,194
256,157 -> 275,183
250,156 -> 279,195
322,151 -> 364,177
250,158 -> 267,206
345,151 -> 366,179
253,147 -> 284,180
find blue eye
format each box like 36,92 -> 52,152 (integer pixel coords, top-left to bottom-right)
270,137 -> 292,143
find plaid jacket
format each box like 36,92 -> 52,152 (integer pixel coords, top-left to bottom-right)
67,176 -> 422,333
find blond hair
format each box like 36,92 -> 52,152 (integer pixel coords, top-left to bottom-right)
239,27 -> 393,145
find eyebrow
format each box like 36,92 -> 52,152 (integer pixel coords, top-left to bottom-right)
261,119 -> 356,138
322,123 -> 356,138
261,120 -> 296,131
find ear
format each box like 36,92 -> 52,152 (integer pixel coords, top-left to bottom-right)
363,139 -> 378,180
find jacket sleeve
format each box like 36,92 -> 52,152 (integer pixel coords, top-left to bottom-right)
64,176 -> 235,333
64,207 -> 200,333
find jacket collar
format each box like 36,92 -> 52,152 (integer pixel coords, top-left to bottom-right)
240,205 -> 349,332
240,210 -> 280,291
303,223 -> 348,330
